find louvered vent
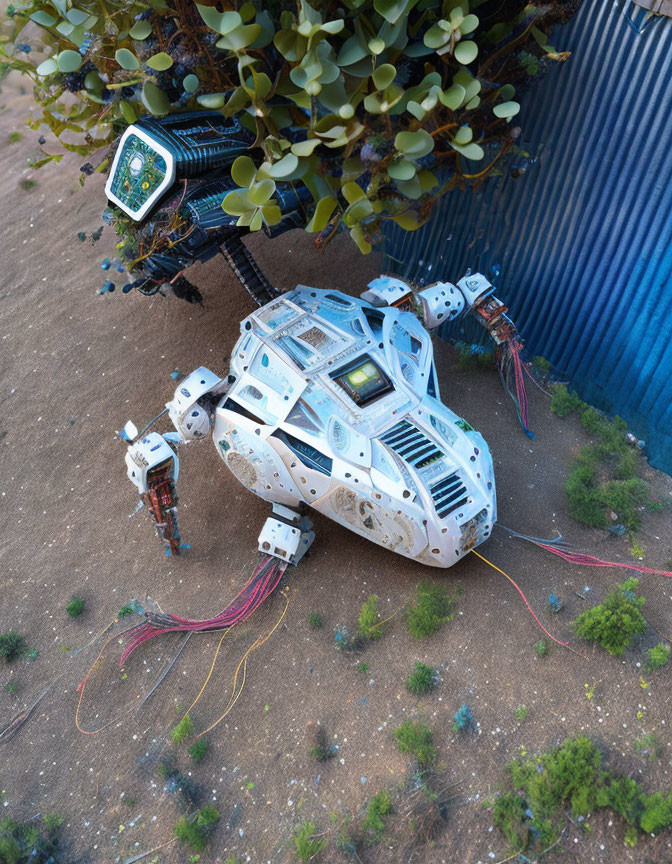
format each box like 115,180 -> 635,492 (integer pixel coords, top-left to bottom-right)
380,420 -> 444,469
430,473 -> 469,519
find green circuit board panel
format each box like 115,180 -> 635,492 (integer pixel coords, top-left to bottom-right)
108,134 -> 168,215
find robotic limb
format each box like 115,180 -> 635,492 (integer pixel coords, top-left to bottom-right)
124,368 -> 314,559
126,433 -> 181,556
362,272 -> 534,436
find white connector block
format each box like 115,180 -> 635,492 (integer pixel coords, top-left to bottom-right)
258,515 -> 314,565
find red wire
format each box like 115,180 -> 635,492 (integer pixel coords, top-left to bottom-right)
471,550 -> 570,647
536,543 -> 672,578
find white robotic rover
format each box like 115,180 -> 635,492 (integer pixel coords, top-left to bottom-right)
124,272 -> 522,568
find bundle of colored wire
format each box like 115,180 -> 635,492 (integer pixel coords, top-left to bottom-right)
120,556 -> 286,665
497,524 -> 672,578
496,340 -> 535,439
532,543 -> 672,578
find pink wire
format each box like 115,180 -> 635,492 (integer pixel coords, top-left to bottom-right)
120,558 -> 285,666
536,543 -> 672,577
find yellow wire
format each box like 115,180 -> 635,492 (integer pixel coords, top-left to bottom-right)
194,590 -> 290,740
179,628 -> 231,725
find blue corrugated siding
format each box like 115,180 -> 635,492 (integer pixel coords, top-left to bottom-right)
383,0 -> 672,472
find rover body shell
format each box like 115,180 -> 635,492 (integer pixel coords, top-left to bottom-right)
212,287 -> 496,567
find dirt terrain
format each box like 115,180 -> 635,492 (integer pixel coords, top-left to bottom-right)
2,72 -> 672,864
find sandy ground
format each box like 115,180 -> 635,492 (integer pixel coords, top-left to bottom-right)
2,72 -> 672,864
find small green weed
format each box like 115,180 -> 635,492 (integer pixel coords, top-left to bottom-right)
358,594 -> 384,639
362,790 -> 392,843
393,720 -> 436,767
573,578 -> 646,655
515,706 -> 528,723
0,632 -> 26,663
8,131 -> 22,142
532,356 -> 551,375
171,714 -> 194,745
66,596 -> 85,617
406,581 -> 455,639
550,383 -> 584,417
42,814 -> 62,834
357,662 -> 369,675
308,613 -> 323,630
5,682 -> 16,697
118,604 -> 135,618
174,807 -> 219,852
189,738 -> 209,763
291,820 -> 327,863
535,639 -> 550,658
639,792 -> 672,834
646,644 -> 670,671
0,814 -> 62,863
633,732 -> 663,763
406,662 -> 437,695
20,178 -> 37,190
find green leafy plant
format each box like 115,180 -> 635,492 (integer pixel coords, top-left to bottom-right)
189,738 -> 209,763
406,580 -> 455,638
646,643 -> 670,672
174,807 -> 219,853
358,594 -> 384,639
493,792 -> 529,851
393,720 -> 436,767
515,706 -> 528,723
171,714 -> 195,745
0,632 -> 26,663
639,792 -> 672,835
406,662 -> 437,695
3,0 -> 577,266
0,815 -> 62,863
573,578 -> 646,656
494,736 -> 672,852
550,383 -> 583,417
42,814 -> 63,836
357,661 -> 369,674
291,820 -> 327,864
534,639 -> 550,658
633,732 -> 663,763
308,613 -> 323,630
66,596 -> 85,617
362,790 -> 392,843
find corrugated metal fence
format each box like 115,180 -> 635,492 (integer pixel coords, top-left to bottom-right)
383,0 -> 672,473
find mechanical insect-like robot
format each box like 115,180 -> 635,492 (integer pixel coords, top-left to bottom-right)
124,272 -> 524,568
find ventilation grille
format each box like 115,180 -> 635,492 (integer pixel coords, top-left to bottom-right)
430,473 -> 469,519
380,420 -> 444,469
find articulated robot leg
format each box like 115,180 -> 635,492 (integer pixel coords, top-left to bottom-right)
125,432 -> 182,556
258,504 -> 314,566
